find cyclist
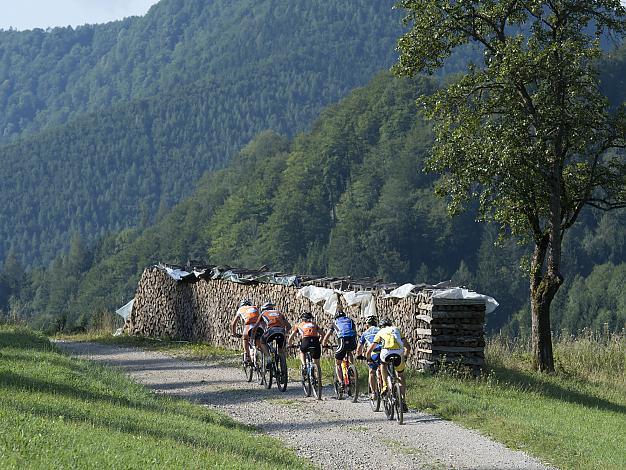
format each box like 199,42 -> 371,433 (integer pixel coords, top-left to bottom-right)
355,315 -> 381,400
230,299 -> 260,364
288,311 -> 323,378
322,309 -> 357,387
366,318 -> 411,411
251,301 -> 291,367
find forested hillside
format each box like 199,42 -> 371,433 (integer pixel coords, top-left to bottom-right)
4,73 -> 623,335
0,0 -> 404,267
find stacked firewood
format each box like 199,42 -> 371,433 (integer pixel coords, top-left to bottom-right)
411,290 -> 485,372
126,266 -> 486,371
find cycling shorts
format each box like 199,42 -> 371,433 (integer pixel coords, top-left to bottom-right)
243,325 -> 262,339
381,348 -> 405,373
368,351 -> 381,370
263,327 -> 286,348
299,336 -> 321,359
334,336 -> 357,360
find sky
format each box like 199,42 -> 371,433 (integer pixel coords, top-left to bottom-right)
0,0 -> 159,31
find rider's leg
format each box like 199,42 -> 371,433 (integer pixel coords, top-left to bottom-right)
335,358 -> 343,383
368,368 -> 377,395
242,335 -> 251,362
380,362 -> 389,393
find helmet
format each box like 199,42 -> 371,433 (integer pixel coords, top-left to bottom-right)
380,318 -> 393,327
239,299 -> 252,308
366,316 -> 378,326
301,311 -> 313,321
334,309 -> 346,319
260,301 -> 274,312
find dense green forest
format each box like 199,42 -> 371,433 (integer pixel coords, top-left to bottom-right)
2,73 -> 623,335
0,0 -> 405,267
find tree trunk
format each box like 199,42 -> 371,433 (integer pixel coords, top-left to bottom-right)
529,235 -> 561,373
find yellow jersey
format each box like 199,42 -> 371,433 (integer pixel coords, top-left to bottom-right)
373,326 -> 404,350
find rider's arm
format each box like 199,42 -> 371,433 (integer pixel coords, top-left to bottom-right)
355,342 -> 363,356
365,340 -> 378,360
402,337 -> 411,355
230,314 -> 239,335
321,327 -> 333,346
287,326 -> 298,345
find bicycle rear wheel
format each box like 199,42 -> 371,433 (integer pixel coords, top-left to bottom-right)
333,366 -> 343,400
302,356 -> 312,397
276,352 -> 288,392
383,376 -> 394,420
369,382 -> 380,412
242,352 -> 253,382
347,364 -> 358,403
256,350 -> 265,385
394,381 -> 404,425
311,361 -> 322,400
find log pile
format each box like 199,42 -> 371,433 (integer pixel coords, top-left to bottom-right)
125,265 -> 486,371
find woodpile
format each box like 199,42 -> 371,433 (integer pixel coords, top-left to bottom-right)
126,266 -> 486,372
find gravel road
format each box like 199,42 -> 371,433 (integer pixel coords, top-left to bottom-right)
56,341 -> 553,470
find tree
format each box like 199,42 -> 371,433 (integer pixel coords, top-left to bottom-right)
394,0 -> 626,371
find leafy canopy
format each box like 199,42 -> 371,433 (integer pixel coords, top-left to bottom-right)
394,0 -> 626,244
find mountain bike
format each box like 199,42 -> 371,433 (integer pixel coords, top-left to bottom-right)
265,335 -> 288,392
326,345 -> 358,402
357,354 -> 381,411
234,332 -> 263,385
382,353 -> 404,424
291,345 -> 322,399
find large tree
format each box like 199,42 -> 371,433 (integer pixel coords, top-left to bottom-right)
394,0 -> 626,371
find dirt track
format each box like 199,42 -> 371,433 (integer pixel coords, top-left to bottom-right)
56,341 -> 553,470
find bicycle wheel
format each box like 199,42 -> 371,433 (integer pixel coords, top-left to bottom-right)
369,381 -> 380,412
383,376 -> 394,420
256,350 -> 265,385
302,356 -> 312,397
333,366 -> 343,400
276,352 -> 288,392
311,361 -> 322,400
394,381 -> 404,425
242,352 -> 253,383
265,358 -> 274,389
347,364 -> 358,403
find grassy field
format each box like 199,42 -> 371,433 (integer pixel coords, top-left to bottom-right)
62,331 -> 625,468
405,332 -> 626,470
0,326 -> 310,469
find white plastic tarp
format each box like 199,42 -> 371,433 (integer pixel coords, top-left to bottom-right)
298,286 -> 377,317
384,283 -> 417,299
115,299 -> 134,320
164,266 -> 190,281
432,287 -> 499,314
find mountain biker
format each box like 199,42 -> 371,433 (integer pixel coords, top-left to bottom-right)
322,309 -> 357,387
355,315 -> 381,400
230,299 -> 260,364
251,301 -> 291,367
287,311 -> 323,378
366,318 -> 411,412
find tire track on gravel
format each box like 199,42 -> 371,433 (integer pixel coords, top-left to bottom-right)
56,341 -> 554,470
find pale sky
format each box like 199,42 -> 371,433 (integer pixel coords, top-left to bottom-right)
0,0 -> 159,31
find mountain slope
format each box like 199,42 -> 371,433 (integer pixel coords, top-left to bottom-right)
0,0 -> 405,266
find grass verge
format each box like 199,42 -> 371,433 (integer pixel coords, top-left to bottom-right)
404,333 -> 626,470
0,326 -> 310,469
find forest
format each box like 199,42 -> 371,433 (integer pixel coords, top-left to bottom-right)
2,73 -> 623,336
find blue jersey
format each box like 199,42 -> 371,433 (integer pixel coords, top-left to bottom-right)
333,316 -> 356,338
359,326 -> 382,351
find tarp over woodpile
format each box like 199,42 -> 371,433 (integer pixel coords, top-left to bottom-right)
125,263 -> 495,371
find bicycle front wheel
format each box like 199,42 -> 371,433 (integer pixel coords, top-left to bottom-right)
347,364 -> 358,403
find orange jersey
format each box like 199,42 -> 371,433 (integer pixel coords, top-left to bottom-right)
237,305 -> 260,325
294,321 -> 320,338
261,310 -> 285,328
